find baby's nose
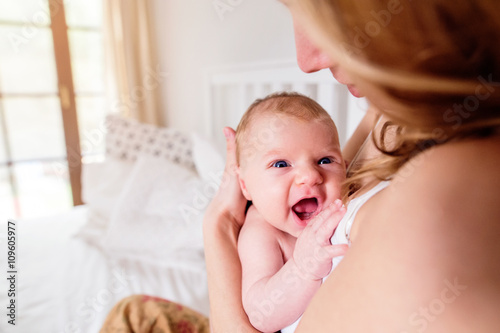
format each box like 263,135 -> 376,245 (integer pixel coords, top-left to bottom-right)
295,166 -> 323,186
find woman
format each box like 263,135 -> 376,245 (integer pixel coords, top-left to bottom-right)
204,0 -> 500,332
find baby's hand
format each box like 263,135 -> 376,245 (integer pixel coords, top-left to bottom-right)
292,199 -> 348,280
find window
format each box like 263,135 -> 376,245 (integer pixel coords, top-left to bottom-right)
0,0 -> 106,221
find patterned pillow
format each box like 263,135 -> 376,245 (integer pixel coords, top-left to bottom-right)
105,114 -> 195,171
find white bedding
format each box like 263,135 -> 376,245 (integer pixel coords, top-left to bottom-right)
0,116 -> 224,333
0,206 -> 209,333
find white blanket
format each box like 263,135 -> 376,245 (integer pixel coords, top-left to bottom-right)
0,206 -> 209,333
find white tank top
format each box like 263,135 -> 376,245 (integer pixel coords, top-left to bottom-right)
332,181 -> 391,247
325,180 -> 391,276
282,181 -> 390,333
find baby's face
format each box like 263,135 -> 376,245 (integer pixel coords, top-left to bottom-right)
238,114 -> 345,237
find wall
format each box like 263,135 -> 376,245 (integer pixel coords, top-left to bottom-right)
150,0 -> 297,136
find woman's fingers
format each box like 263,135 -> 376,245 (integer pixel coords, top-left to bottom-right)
208,127 -> 247,226
219,127 -> 240,192
223,127 -> 238,175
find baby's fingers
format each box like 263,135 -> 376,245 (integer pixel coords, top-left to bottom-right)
318,203 -> 346,240
312,201 -> 346,243
315,244 -> 349,262
310,199 -> 343,232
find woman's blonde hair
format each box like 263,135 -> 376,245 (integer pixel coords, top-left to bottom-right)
290,0 -> 500,198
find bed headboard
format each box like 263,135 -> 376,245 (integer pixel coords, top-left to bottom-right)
204,60 -> 368,151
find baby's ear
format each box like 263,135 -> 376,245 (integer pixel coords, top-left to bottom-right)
237,167 -> 252,201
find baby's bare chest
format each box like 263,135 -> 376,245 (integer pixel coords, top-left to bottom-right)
277,233 -> 296,263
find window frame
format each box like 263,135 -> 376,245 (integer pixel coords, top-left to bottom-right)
49,0 -> 82,206
0,0 -> 95,218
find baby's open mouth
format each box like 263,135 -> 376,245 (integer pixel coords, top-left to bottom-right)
292,198 -> 319,221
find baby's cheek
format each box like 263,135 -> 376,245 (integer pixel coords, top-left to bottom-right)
259,190 -> 287,218
327,178 -> 344,200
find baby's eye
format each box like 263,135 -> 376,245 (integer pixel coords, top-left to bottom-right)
318,157 -> 333,165
272,160 -> 290,168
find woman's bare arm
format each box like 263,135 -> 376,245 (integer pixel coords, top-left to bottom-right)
203,127 -> 260,333
341,104 -> 379,168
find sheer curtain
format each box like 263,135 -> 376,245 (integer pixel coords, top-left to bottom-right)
103,0 -> 162,125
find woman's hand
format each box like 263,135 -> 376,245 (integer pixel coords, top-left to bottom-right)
204,127 -> 248,229
203,127 -> 259,333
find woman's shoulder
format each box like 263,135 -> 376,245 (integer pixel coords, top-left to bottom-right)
380,135 -> 500,262
297,136 -> 500,332
358,135 -> 500,231
388,135 -> 500,209
395,135 -> 500,180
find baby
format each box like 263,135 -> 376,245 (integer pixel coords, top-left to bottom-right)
236,92 -> 348,333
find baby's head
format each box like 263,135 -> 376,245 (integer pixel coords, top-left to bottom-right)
235,92 -> 346,237
235,92 -> 339,166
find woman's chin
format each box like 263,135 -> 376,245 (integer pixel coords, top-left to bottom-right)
347,84 -> 363,98
329,68 -> 364,98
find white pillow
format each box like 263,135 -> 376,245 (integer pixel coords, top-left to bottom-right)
102,155 -> 210,265
105,114 -> 196,171
81,157 -> 135,218
191,132 -> 225,186
77,157 -> 135,242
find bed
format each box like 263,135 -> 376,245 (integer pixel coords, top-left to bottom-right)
0,61 -> 366,333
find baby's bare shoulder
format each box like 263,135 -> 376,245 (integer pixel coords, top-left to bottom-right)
238,206 -> 283,247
